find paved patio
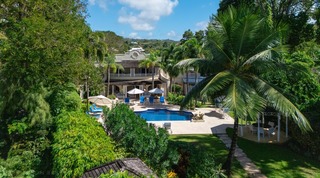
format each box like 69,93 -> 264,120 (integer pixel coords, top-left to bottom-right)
132,103 -> 234,135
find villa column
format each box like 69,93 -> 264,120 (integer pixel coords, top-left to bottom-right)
257,114 -> 261,142
286,114 -> 288,138
262,112 -> 265,125
277,113 -> 281,142
112,85 -> 115,95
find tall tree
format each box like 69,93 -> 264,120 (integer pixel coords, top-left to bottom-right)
0,0 -> 91,173
176,5 -> 312,177
180,29 -> 194,44
161,44 -> 180,92
104,53 -> 124,96
139,51 -> 160,89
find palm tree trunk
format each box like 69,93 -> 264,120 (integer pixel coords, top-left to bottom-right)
169,76 -> 173,92
173,77 -> 176,93
223,115 -> 239,177
152,66 -> 155,89
186,69 -> 189,94
107,67 -> 110,96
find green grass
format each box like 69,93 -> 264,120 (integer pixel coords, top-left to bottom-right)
226,128 -> 320,178
169,134 -> 247,178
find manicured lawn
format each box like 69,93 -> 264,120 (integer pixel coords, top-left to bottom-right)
169,134 -> 247,177
227,128 -> 320,178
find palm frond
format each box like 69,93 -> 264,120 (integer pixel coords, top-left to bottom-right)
253,77 -> 312,132
201,71 -> 233,95
223,75 -> 266,119
180,75 -> 215,109
242,46 -> 283,66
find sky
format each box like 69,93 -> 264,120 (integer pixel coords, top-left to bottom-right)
86,0 -> 220,41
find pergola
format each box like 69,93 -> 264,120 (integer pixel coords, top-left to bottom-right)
239,112 -> 289,142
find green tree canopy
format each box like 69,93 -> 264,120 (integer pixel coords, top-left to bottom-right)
176,5 -> 312,176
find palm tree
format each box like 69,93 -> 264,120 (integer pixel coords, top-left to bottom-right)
104,53 -> 124,96
139,51 -> 160,89
161,44 -> 181,92
176,5 -> 312,177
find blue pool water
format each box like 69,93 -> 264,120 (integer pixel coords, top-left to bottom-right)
135,109 -> 192,121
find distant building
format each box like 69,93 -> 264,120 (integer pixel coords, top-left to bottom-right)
104,47 -> 169,98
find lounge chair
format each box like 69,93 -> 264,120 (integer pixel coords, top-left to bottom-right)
139,96 -> 145,104
159,96 -> 165,104
149,96 -> 154,105
124,97 -> 130,104
163,122 -> 172,133
92,104 -> 103,112
89,106 -> 102,113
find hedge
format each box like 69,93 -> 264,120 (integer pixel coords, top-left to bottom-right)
105,104 -> 179,175
52,111 -> 116,177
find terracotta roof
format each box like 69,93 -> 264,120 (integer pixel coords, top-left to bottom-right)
81,158 -> 155,178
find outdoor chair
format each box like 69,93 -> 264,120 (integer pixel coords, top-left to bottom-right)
163,122 -> 172,133
249,124 -> 257,134
268,121 -> 275,127
92,104 -> 103,112
89,106 -> 102,113
268,126 -> 278,137
258,127 -> 265,138
124,97 -> 130,104
159,96 -> 165,104
149,96 -> 154,105
139,96 -> 145,104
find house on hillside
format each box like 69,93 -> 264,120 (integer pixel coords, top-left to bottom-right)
104,47 -> 169,98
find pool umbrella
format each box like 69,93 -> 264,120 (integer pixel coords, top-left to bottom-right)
127,88 -> 144,95
88,95 -> 112,106
149,88 -> 164,94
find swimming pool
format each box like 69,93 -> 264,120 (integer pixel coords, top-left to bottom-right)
135,109 -> 192,121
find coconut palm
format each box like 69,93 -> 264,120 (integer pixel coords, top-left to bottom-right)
161,44 -> 180,92
139,51 -> 160,89
176,5 -> 312,177
104,53 -> 124,96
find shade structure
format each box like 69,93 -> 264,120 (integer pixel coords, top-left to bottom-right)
127,88 -> 144,94
88,95 -> 112,106
149,88 -> 164,94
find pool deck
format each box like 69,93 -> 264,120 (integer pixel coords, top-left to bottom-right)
132,103 -> 234,135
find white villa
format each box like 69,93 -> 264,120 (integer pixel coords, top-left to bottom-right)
103,47 -> 169,99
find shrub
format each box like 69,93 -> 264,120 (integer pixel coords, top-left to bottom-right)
105,104 -> 179,175
47,89 -> 82,116
52,111 -> 116,178
171,84 -> 183,94
0,151 -> 38,178
108,94 -> 116,100
167,92 -> 184,105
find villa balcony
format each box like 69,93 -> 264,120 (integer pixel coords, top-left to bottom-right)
109,73 -> 156,81
109,69 -> 169,81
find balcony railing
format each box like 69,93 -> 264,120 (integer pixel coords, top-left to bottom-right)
110,73 -> 155,77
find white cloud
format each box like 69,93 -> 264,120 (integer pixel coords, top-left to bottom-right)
196,21 -> 208,30
118,0 -> 178,31
128,32 -> 141,39
148,32 -> 153,36
88,0 -> 108,11
167,30 -> 176,37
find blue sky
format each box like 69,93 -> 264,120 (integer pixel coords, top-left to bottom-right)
86,0 -> 219,40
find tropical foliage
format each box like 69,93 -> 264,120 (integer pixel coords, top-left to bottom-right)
105,104 -> 179,175
176,5 -> 312,176
139,51 -> 161,88
52,111 -> 116,178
